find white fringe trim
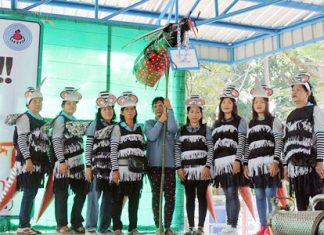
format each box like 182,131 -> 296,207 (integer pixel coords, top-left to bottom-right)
110,166 -> 142,182
284,148 -> 311,162
15,161 -> 42,174
249,140 -> 274,150
181,150 -> 207,160
64,143 -> 82,155
288,163 -> 312,178
214,138 -> 237,150
184,165 -> 210,180
53,155 -> 85,179
93,140 -> 110,151
119,148 -> 144,158
283,137 -> 312,152
120,134 -> 144,144
286,120 -> 312,133
213,155 -> 235,176
248,156 -> 273,176
179,135 -> 206,143
212,125 -> 237,136
247,124 -> 271,135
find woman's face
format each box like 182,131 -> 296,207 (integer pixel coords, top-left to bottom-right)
121,106 -> 136,121
221,98 -> 234,114
291,84 -> 309,105
101,106 -> 114,122
28,98 -> 43,114
188,105 -> 202,125
253,97 -> 266,115
62,101 -> 77,115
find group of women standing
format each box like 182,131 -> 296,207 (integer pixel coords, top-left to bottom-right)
9,72 -> 324,235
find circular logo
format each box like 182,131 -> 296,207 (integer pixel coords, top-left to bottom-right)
3,23 -> 33,51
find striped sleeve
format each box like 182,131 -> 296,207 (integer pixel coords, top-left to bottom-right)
206,140 -> 213,168
175,140 -> 182,169
205,127 -> 213,168
316,132 -> 324,161
52,138 -> 65,163
110,125 -> 120,171
244,138 -> 250,165
273,133 -> 283,162
85,136 -> 94,167
236,133 -> 246,162
17,134 -> 31,160
110,142 -> 119,171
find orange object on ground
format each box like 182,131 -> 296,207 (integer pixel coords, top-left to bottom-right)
206,185 -> 217,222
239,186 -> 256,221
36,173 -> 54,222
277,183 -> 289,209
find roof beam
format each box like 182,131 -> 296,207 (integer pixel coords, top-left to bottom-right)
196,0 -> 286,26
16,0 -> 277,34
221,0 -> 239,15
188,0 -> 201,16
156,0 -> 173,25
22,0 -> 53,11
215,0 -> 219,16
242,0 -> 324,12
101,0 -> 149,21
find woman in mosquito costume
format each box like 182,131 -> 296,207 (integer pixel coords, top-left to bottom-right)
175,95 -> 213,235
243,85 -> 283,235
85,91 -> 117,234
11,87 -> 50,235
52,87 -> 87,234
110,91 -> 146,235
212,86 -> 248,235
283,73 -> 324,211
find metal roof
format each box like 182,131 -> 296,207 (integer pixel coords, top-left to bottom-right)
1,0 -> 323,64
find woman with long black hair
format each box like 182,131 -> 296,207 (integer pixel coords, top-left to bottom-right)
283,73 -> 324,211
85,91 -> 117,234
175,95 -> 213,235
244,85 -> 283,235
212,86 -> 248,235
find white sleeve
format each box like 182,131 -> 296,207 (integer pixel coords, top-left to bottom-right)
313,106 -> 324,133
272,117 -> 283,135
16,114 -> 30,135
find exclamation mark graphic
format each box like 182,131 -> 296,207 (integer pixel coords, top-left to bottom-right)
5,57 -> 13,84
0,57 -> 4,83
0,57 -> 13,84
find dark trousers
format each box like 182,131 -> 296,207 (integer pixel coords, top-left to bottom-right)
19,187 -> 38,228
54,181 -> 87,228
184,181 -> 209,227
223,186 -> 240,228
148,167 -> 176,229
295,185 -> 324,211
112,181 -> 142,231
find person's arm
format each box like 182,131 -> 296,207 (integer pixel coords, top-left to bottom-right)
52,117 -> 66,163
144,120 -> 163,142
85,121 -> 96,167
110,125 -> 121,171
167,109 -> 178,134
205,127 -> 213,168
314,106 -> 324,162
236,118 -> 248,163
244,128 -> 250,165
174,130 -> 182,169
272,117 -> 284,163
16,114 -> 31,160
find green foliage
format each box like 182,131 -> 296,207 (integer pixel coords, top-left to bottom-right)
188,41 -> 324,125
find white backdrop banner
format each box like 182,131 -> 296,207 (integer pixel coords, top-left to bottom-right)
0,18 -> 41,216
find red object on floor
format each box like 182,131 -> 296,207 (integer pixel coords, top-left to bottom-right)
36,173 -> 54,222
206,185 -> 217,222
239,186 -> 256,221
0,166 -> 17,211
277,183 -> 289,209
